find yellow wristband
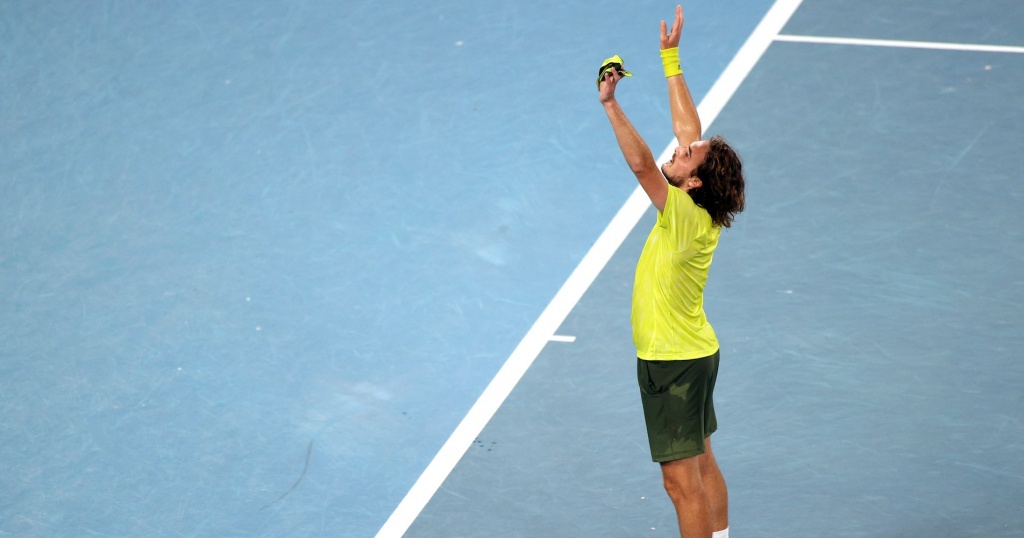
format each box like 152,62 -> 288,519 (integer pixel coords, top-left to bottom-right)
660,47 -> 683,78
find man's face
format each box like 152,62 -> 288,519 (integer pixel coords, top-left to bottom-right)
662,140 -> 710,190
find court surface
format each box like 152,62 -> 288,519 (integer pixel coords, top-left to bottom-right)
2,1 -> 1022,536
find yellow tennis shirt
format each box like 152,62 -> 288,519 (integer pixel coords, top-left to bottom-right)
632,185 -> 720,361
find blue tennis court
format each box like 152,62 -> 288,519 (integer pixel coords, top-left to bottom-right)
2,1 -> 1022,536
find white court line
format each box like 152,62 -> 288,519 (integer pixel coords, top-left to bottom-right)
549,335 -> 577,343
374,1 -> 805,536
776,34 -> 1024,54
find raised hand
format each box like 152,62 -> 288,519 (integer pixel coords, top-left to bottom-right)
598,68 -> 624,104
660,4 -> 683,50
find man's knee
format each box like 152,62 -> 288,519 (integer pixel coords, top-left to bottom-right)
696,438 -> 718,472
660,456 -> 704,500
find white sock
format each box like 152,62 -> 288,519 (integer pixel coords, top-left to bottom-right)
712,528 -> 729,538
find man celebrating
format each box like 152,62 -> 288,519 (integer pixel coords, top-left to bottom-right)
598,5 -> 745,538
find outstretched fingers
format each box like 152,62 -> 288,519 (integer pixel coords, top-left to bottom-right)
661,5 -> 683,49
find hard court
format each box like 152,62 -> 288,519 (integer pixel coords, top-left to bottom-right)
1,1 -> 1022,537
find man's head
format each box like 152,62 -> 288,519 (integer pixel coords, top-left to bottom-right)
661,135 -> 745,228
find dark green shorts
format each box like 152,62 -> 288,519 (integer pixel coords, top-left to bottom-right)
637,350 -> 720,462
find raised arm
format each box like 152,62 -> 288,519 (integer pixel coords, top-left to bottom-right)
661,5 -> 701,146
599,68 -> 669,212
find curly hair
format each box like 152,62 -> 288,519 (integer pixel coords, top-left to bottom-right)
690,135 -> 745,228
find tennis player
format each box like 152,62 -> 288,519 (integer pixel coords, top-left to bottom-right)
598,5 -> 745,537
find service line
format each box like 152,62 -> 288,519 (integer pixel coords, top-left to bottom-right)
775,34 -> 1024,54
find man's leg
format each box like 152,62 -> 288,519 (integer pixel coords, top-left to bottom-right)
697,437 -> 728,533
661,455 -> 712,538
